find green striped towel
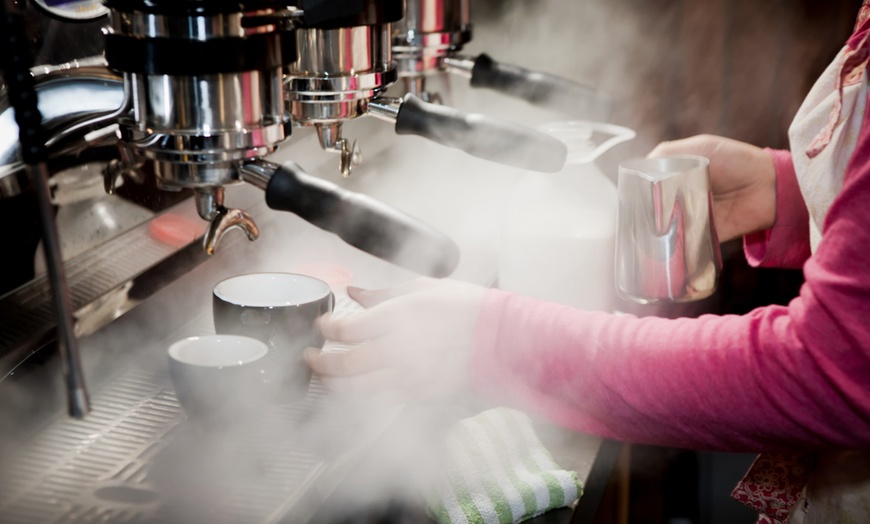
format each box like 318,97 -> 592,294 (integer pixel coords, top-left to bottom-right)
427,407 -> 583,524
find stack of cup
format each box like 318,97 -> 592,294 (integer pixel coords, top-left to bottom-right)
212,272 -> 334,402
167,273 -> 334,426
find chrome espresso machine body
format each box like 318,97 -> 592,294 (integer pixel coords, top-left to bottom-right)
0,0 -> 574,419
0,1 -> 583,520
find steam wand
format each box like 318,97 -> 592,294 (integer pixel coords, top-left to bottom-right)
239,159 -> 461,278
442,54 -> 606,117
0,0 -> 90,417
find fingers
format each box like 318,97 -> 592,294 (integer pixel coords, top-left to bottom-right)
325,278 -> 438,342
309,351 -> 462,404
305,344 -> 395,377
647,134 -> 719,159
347,277 -> 437,308
318,307 -> 394,342
317,367 -> 402,395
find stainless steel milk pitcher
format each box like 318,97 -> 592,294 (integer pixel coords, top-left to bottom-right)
615,156 -> 722,304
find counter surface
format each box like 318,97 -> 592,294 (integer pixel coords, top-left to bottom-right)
0,183 -> 615,523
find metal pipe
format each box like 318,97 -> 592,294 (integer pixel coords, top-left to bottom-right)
31,160 -> 90,417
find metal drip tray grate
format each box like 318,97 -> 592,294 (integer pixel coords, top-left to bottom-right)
0,297 -> 394,524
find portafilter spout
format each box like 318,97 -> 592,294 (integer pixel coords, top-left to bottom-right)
240,159 -> 460,277
192,187 -> 260,256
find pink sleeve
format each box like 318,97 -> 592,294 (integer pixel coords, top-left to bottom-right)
743,149 -> 811,269
470,132 -> 870,454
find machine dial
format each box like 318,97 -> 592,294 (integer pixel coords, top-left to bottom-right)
32,0 -> 108,21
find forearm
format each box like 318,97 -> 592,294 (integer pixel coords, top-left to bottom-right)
471,284 -> 870,453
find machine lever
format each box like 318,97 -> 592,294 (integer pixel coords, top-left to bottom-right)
446,53 -> 606,118
240,159 -> 460,277
371,94 -> 568,173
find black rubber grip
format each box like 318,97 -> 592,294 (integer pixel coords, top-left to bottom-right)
394,94 -> 567,173
104,0 -> 283,16
470,53 -> 598,115
298,0 -> 403,28
264,163 -> 460,277
105,34 -> 285,75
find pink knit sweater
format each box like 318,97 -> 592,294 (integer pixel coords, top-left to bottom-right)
471,127 -> 870,453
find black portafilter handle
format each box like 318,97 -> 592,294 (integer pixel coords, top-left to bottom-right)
392,94 -> 567,173
468,53 -> 602,117
242,160 -> 460,278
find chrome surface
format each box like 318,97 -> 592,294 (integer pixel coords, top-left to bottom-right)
30,55 -> 110,77
0,168 -> 28,198
285,24 -> 395,125
193,186 -> 225,221
30,160 -> 91,418
442,55 -> 475,78
615,156 -> 722,304
0,67 -> 126,196
315,124 -> 361,177
148,158 -> 243,190
112,9 -> 279,39
127,70 -> 284,131
392,0 -> 471,77
237,158 -> 274,190
32,0 -> 108,21
103,158 -> 145,195
121,68 -> 289,189
204,206 -> 260,255
292,25 -> 392,77
367,97 -> 403,123
284,24 -> 395,173
105,3 -> 293,202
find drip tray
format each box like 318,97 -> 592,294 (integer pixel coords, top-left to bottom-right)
0,298 -> 397,524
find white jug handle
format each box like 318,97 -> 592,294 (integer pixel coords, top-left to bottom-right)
539,120 -> 636,164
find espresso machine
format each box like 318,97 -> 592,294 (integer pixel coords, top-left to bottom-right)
0,0 -> 581,521
0,0 -> 572,415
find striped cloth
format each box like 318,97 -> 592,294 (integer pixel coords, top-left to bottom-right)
427,408 -> 583,524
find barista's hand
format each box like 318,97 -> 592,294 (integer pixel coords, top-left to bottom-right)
305,278 -> 487,404
648,135 -> 777,242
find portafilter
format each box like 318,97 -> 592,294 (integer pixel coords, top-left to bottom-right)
98,0 -> 460,275
285,0 -> 568,177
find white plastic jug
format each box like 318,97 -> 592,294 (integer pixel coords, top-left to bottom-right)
497,121 -> 636,311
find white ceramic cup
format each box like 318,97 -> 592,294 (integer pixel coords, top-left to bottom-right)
168,335 -> 270,426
